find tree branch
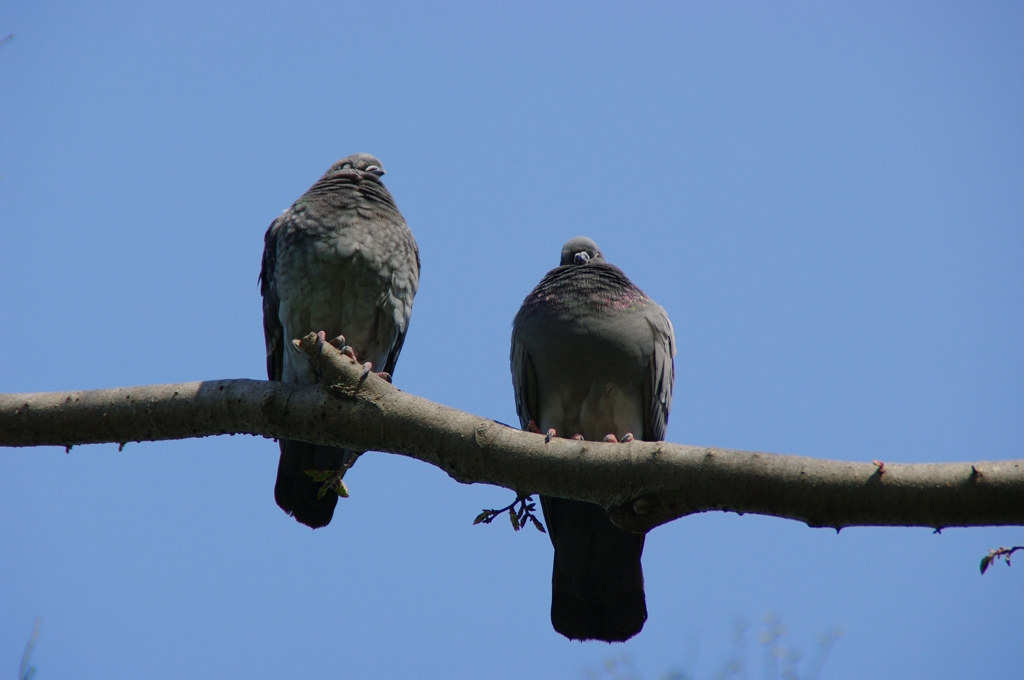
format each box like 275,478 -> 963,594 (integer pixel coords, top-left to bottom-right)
2,334 -> 1022,533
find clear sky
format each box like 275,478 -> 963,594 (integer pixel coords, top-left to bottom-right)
1,2 -> 1022,679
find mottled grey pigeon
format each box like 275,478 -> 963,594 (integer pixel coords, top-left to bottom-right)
260,153 -> 419,528
511,236 -> 675,642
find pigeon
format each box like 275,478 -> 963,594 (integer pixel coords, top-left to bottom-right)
510,236 -> 675,642
260,153 -> 419,528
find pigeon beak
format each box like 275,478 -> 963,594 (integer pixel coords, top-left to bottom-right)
366,166 -> 385,177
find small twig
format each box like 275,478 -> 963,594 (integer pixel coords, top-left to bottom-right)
474,494 -> 546,533
979,545 -> 1024,574
19,617 -> 40,680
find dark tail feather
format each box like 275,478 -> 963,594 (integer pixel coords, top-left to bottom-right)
274,439 -> 359,529
542,496 -> 647,642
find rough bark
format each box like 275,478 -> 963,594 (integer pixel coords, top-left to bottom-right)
1,334 -> 1021,533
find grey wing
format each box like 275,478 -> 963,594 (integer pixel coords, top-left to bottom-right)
642,306 -> 675,442
381,329 -> 407,378
381,245 -> 421,377
510,328 -> 540,430
259,217 -> 284,382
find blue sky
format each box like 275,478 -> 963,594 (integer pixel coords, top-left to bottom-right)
1,2 -> 1022,678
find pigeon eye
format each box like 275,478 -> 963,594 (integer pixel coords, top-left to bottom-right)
341,163 -> 352,170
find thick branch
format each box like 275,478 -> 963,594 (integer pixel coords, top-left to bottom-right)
1,335 -> 1021,533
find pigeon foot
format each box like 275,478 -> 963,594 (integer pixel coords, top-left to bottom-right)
603,433 -> 635,443
328,339 -> 391,382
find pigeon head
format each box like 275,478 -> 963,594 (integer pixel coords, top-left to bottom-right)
331,153 -> 385,177
560,236 -> 605,266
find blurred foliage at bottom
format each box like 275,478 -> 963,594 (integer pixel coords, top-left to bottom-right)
583,614 -> 844,680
